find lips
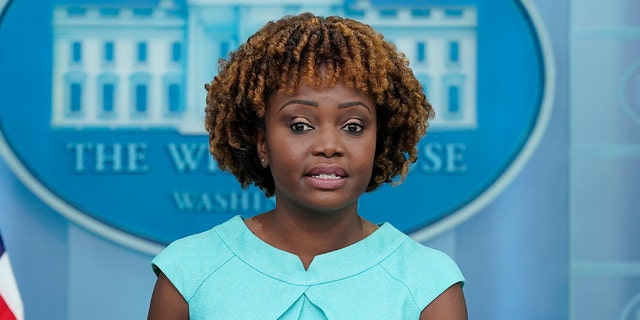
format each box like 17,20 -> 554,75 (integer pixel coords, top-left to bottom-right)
307,164 -> 347,177
304,164 -> 348,190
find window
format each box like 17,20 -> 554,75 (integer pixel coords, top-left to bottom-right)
448,86 -> 460,114
449,41 -> 460,63
70,83 -> 82,113
133,8 -> 153,17
416,42 -> 427,63
135,84 -> 147,113
171,42 -> 182,62
445,9 -> 464,17
344,8 -> 365,18
99,8 -> 119,17
71,42 -> 82,63
379,9 -> 397,18
98,73 -> 118,116
104,42 -> 114,63
168,84 -> 182,113
411,9 -> 430,17
163,74 -> 183,115
102,83 -> 115,113
442,73 -> 466,120
137,42 -> 147,63
130,73 -> 150,116
65,73 -> 86,116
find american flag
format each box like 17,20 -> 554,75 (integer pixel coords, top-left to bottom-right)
0,231 -> 23,320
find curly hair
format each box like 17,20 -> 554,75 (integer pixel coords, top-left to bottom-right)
205,12 -> 434,197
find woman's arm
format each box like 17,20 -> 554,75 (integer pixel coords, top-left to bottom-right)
419,282 -> 467,320
147,271 -> 189,320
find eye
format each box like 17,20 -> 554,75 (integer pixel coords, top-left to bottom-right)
342,121 -> 364,134
290,121 -> 314,133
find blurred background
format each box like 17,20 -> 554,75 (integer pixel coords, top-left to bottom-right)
0,0 -> 638,319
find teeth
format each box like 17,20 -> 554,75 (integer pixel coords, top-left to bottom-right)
312,173 -> 341,179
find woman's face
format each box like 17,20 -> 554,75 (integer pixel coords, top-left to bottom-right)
258,81 -> 377,215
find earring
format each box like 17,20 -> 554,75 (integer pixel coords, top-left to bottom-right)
260,158 -> 265,163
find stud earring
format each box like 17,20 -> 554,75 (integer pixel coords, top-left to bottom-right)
260,158 -> 265,163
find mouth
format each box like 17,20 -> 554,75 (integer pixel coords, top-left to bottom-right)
304,165 -> 348,190
309,173 -> 344,179
306,164 -> 347,179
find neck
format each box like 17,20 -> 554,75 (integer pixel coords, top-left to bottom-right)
247,208 -> 377,270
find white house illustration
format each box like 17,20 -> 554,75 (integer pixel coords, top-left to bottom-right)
50,0 -> 477,133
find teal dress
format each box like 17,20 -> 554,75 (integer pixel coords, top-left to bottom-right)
152,216 -> 464,319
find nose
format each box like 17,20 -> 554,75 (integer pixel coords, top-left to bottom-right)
311,126 -> 344,158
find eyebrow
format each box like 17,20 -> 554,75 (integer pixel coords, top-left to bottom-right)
278,99 -> 372,114
337,101 -> 372,114
278,99 -> 317,112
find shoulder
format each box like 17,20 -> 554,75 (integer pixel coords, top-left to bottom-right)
379,230 -> 465,310
151,217 -> 240,301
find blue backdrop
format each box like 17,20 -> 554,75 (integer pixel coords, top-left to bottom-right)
0,0 -> 638,319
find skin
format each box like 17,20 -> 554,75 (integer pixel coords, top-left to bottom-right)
147,81 -> 467,319
251,81 -> 380,268
420,283 -> 467,319
147,272 -> 187,320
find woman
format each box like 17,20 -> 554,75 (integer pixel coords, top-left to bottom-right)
148,12 -> 467,319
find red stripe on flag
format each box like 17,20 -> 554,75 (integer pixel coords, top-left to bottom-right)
0,295 -> 17,320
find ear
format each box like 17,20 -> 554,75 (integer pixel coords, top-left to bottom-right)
257,129 -> 269,168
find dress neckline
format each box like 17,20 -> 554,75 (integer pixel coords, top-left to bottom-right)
214,215 -> 408,285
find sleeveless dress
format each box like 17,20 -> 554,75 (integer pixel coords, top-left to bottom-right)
152,216 -> 464,319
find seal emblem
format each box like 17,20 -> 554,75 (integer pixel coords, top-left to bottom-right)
0,0 -> 554,253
